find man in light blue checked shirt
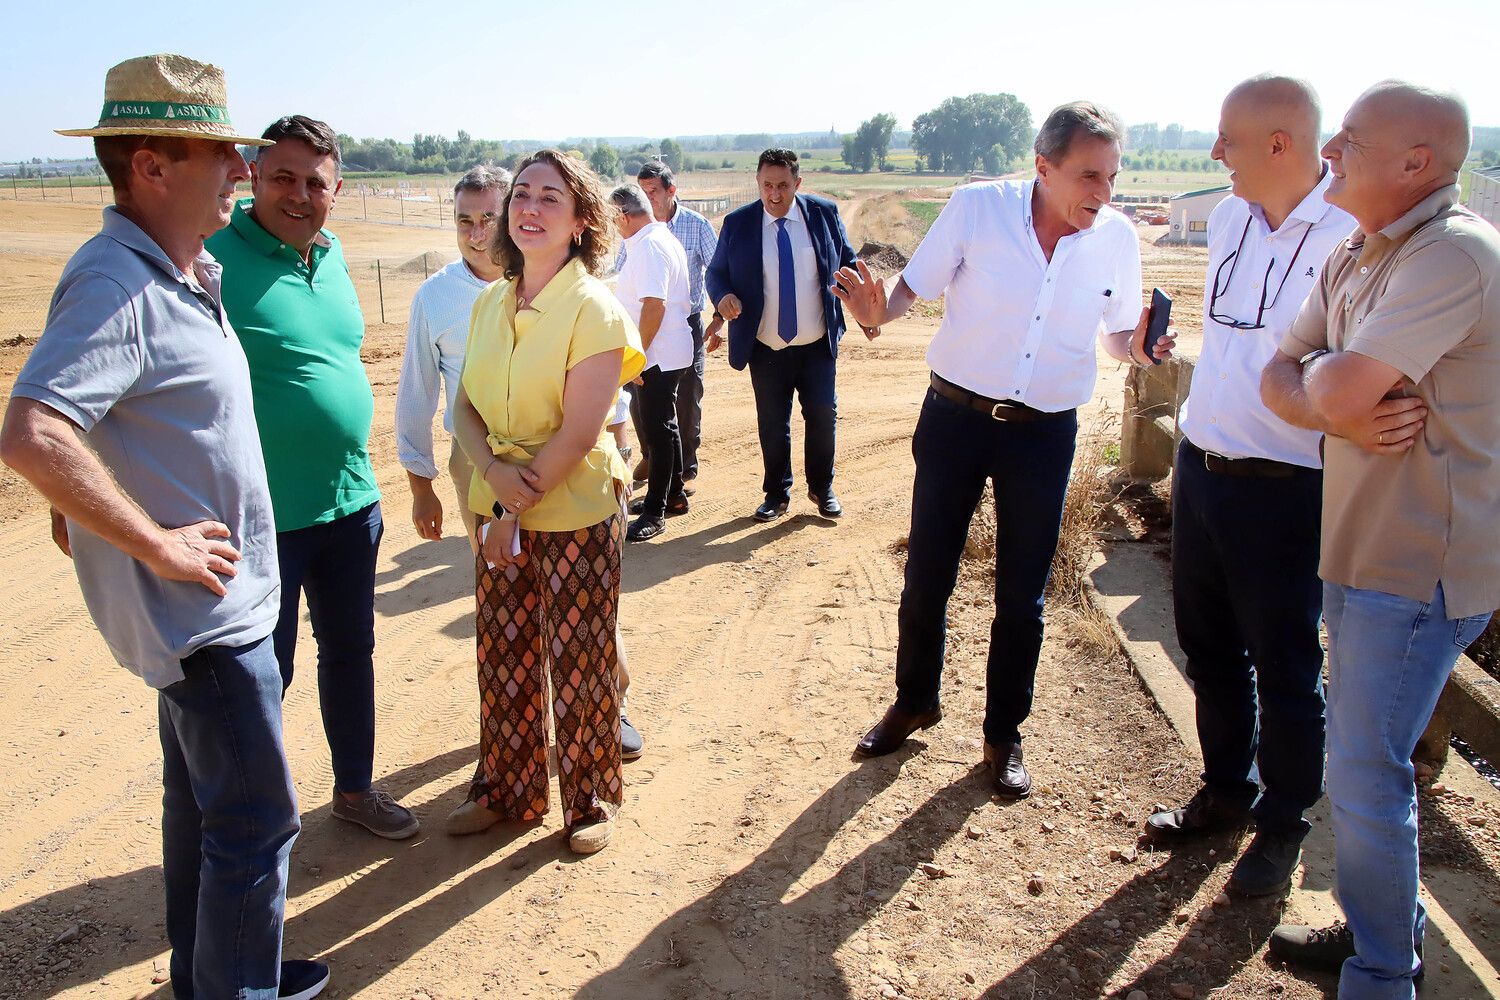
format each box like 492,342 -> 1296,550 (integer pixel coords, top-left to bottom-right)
618,161 -> 724,483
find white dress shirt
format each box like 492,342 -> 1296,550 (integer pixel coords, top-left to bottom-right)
395,259 -> 491,480
1178,170 -> 1354,467
615,221 -> 692,371
903,179 -> 1143,412
757,202 -> 827,349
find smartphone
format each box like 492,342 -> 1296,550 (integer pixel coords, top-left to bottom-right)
1144,287 -> 1172,366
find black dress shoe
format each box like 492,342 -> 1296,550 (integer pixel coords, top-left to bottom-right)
984,741 -> 1032,798
1227,829 -> 1303,896
1145,785 -> 1253,842
626,516 -> 666,542
854,703 -> 942,757
809,491 -> 843,519
753,499 -> 789,522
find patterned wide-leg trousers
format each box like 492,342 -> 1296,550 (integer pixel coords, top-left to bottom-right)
468,514 -> 625,828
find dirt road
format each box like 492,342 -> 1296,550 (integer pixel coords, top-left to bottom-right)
5,198 -> 1495,1000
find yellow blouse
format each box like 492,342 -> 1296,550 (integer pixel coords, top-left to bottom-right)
462,257 -> 646,532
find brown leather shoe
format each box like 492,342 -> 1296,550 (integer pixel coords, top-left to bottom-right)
983,741 -> 1032,799
854,703 -> 942,757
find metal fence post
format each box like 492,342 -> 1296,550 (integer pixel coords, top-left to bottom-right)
67,175 -> 73,201
375,259 -> 385,324
39,175 -> 45,201
361,187 -> 367,220
422,252 -> 429,279
399,195 -> 405,226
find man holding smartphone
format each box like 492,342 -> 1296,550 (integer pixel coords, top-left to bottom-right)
833,102 -> 1171,797
1143,76 -> 1355,899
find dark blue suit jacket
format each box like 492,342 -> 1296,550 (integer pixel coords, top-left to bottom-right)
706,193 -> 858,372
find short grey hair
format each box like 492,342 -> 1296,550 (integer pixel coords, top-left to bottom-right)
1034,101 -> 1125,163
610,182 -> 653,217
453,163 -> 512,199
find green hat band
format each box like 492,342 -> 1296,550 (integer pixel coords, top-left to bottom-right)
101,101 -> 231,124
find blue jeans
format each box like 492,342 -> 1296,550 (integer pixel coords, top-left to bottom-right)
894,388 -> 1077,746
748,339 -> 837,504
1172,438 -> 1326,836
1324,582 -> 1490,1000
272,500 -> 382,793
159,635 -> 299,999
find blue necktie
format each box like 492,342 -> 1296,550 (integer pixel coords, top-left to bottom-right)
775,217 -> 797,343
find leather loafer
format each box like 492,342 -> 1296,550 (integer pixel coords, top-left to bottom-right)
984,741 -> 1032,799
809,491 -> 843,519
753,499 -> 789,522
854,703 -> 942,757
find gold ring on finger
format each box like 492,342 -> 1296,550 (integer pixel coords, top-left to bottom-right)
1378,433 -> 1384,444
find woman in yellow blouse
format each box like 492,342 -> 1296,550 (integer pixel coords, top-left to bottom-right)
447,149 -> 645,854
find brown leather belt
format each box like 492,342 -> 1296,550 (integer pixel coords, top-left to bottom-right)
1182,439 -> 1307,479
928,373 -> 1068,423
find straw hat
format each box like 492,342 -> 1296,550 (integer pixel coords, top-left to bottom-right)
57,53 -> 271,146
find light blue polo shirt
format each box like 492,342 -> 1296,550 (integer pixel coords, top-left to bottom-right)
13,207 -> 281,688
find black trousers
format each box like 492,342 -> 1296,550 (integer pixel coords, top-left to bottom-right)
747,339 -> 837,504
630,313 -> 706,477
1172,437 -> 1325,837
894,389 -> 1076,746
637,365 -> 685,519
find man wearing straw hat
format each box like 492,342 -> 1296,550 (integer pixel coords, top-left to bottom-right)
1,55 -> 329,1000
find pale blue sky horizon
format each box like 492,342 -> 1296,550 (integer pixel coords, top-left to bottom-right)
5,0 -> 1499,162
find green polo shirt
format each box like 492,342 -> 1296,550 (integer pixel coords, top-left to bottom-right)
206,200 -> 379,532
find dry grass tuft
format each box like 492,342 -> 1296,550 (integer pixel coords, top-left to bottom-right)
959,408 -> 1124,656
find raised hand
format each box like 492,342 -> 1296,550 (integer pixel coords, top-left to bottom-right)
831,259 -> 888,329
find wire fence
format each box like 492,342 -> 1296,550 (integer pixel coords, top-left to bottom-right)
0,176 -> 758,341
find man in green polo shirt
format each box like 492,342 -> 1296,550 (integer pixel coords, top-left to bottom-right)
207,115 -> 418,840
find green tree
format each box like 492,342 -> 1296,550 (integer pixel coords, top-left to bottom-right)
589,144 -> 620,178
842,113 -> 898,172
659,138 -> 684,172
912,94 -> 1031,173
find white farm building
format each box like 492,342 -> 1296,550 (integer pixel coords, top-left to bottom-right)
1467,165 -> 1500,229
1167,185 -> 1231,245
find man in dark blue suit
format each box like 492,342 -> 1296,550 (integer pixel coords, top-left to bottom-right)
706,148 -> 872,521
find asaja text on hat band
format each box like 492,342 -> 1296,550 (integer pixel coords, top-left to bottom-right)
103,102 -> 230,124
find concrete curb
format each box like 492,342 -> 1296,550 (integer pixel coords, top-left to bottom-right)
1081,538 -> 1500,998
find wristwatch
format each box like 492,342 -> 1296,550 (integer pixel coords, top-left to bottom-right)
1298,348 -> 1330,365
491,501 -> 518,522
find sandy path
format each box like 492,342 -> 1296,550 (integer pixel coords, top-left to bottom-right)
15,200 -> 1495,999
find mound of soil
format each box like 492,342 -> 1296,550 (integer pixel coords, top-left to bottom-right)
856,240 -> 910,273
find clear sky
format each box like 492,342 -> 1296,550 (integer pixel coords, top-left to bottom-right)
6,0 -> 1499,161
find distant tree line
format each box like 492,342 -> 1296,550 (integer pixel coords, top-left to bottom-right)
1121,152 -> 1225,173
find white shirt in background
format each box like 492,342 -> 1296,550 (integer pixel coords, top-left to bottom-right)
903,179 -> 1143,412
395,259 -> 491,480
615,221 -> 692,372
757,202 -> 827,349
1178,170 -> 1353,467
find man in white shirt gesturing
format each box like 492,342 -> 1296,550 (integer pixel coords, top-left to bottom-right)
835,102 -> 1172,798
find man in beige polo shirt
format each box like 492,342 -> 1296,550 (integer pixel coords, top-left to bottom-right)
1260,80 -> 1500,1000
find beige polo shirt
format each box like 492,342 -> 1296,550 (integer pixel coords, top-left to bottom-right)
1282,184 -> 1500,619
